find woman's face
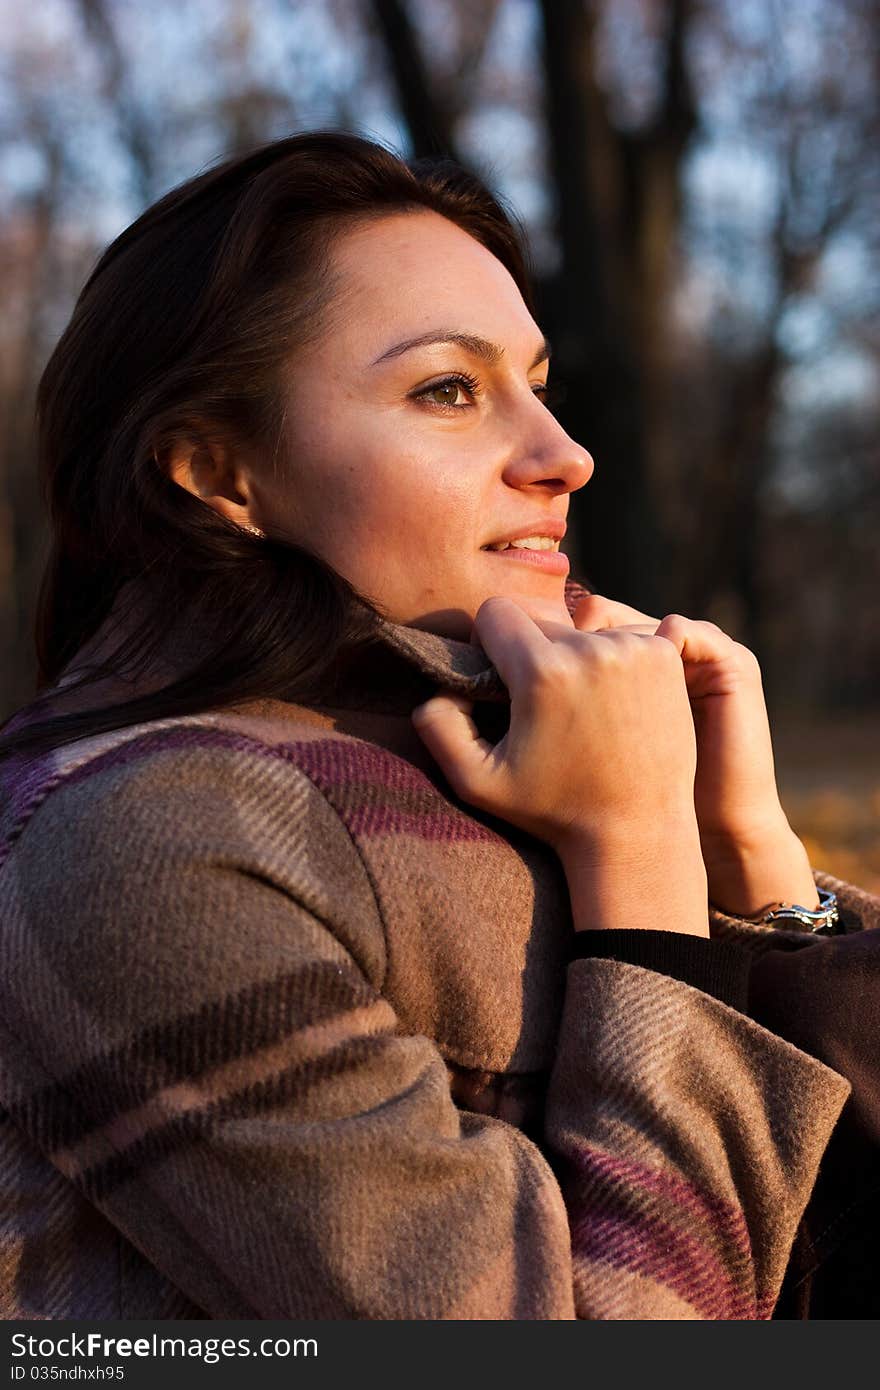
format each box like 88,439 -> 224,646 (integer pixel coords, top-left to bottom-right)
254,209 -> 595,640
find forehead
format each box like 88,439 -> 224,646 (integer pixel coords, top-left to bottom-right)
324,209 -> 534,347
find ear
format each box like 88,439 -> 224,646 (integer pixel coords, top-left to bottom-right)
163,436 -> 258,531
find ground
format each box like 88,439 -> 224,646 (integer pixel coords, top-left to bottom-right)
773,710 -> 880,895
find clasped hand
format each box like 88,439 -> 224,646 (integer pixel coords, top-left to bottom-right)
568,592 -> 790,853
411,591 -> 812,918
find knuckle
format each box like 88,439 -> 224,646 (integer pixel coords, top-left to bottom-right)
660,612 -> 688,635
649,633 -> 685,666
532,647 -> 579,691
694,617 -> 735,646
733,640 -> 761,670
572,593 -> 607,624
590,635 -> 633,671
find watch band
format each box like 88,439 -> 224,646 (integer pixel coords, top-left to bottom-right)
719,886 -> 839,934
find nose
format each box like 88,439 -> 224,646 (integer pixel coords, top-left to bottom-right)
502,398 -> 594,496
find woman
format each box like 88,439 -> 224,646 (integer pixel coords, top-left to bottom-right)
0,130 -> 877,1321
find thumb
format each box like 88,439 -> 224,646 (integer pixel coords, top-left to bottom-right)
410,693 -> 493,798
573,592 -> 660,632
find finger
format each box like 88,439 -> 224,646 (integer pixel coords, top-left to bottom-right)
410,693 -> 494,797
527,616 -> 659,645
572,592 -> 660,631
654,614 -> 745,665
469,596 -> 557,693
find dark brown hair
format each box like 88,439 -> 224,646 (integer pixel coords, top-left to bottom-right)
0,128 -> 538,760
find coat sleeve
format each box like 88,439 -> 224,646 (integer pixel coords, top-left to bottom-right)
746,868 -> 880,1088
717,870 -> 880,1316
0,738 -> 851,1320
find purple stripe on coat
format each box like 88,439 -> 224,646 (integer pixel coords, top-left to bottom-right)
566,1145 -> 758,1319
0,726 -> 501,869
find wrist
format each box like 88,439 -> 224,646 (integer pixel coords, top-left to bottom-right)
702,824 -> 818,919
557,814 -> 710,938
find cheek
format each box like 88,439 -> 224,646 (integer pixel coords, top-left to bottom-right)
291,411 -> 478,557
285,434 -> 368,529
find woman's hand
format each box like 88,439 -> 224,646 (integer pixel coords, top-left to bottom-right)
569,593 -> 817,915
411,596 -> 711,935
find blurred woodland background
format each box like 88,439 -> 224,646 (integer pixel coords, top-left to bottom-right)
1,0 -> 878,888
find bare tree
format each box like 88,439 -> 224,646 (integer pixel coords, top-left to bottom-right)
537,0 -> 697,606
74,0 -> 159,204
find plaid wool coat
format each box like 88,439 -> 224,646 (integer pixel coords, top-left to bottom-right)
1,576 -> 878,1319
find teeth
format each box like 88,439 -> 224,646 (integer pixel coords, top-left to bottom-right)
485,536 -> 557,551
509,537 -> 557,550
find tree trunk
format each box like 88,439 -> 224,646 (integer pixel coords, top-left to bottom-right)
537,0 -> 664,607
368,0 -> 459,159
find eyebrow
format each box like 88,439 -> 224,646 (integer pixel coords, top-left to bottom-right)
371,330 -> 552,372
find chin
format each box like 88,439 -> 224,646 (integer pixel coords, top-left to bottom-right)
404,578 -> 574,643
502,592 -> 575,629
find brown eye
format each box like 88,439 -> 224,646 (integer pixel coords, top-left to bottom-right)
412,371 -> 481,411
424,382 -> 466,407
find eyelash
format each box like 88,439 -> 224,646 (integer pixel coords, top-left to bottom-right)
412,371 -> 568,415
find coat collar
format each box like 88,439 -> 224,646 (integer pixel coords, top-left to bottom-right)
211,574 -> 594,790
30,576 -> 593,732
304,576 -> 594,717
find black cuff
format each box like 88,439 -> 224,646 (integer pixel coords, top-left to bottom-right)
569,930 -> 750,1013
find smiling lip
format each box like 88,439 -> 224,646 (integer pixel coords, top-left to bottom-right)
482,519 -> 567,547
479,517 -> 568,574
482,548 -> 570,575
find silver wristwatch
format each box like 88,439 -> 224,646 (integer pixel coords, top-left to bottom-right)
740,886 -> 839,934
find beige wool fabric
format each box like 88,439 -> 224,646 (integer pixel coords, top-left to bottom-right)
0,576 -> 873,1319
